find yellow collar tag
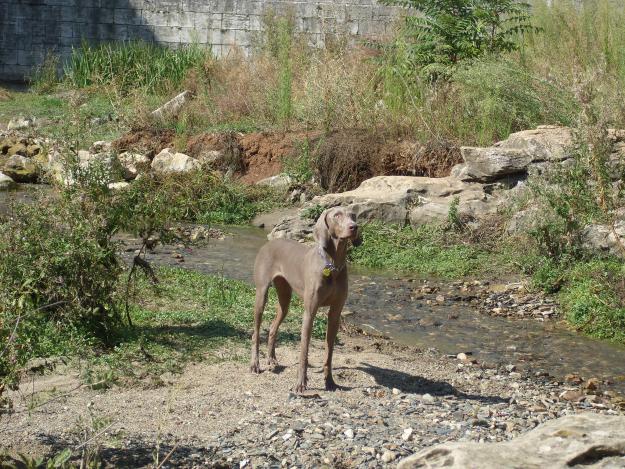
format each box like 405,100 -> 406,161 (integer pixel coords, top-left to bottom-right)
322,267 -> 332,277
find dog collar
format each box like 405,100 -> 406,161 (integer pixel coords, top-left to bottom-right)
318,246 -> 344,277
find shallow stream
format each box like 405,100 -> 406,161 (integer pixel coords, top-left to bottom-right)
125,224 -> 625,394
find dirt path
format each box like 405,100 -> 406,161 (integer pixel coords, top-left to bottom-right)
2,333 -> 621,468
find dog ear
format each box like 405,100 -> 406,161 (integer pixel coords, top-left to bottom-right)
313,210 -> 331,250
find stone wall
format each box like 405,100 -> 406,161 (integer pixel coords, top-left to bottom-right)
0,0 -> 401,82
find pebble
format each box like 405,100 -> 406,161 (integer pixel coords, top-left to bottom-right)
402,428 -> 413,441
381,451 -> 396,463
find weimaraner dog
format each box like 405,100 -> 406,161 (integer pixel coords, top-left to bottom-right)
250,206 -> 361,392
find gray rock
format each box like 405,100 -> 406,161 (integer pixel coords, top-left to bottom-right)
269,214 -> 315,242
398,413 -> 625,469
460,147 -> 533,182
151,90 -> 193,119
118,151 -> 150,180
2,154 -> 38,182
0,171 -> 16,190
151,148 -> 200,174
460,126 -> 573,182
582,220 -> 625,258
7,116 -> 35,131
256,174 -> 293,189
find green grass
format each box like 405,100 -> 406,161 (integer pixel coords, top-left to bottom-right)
349,223 -> 499,278
556,259 -> 625,343
65,41 -> 211,93
0,88 -> 129,146
70,267 -> 327,385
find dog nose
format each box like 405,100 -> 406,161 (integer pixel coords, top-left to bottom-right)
349,223 -> 358,232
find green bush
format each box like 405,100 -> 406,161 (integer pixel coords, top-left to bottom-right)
380,0 -> 537,78
560,260 -> 625,342
128,171 -> 284,225
0,196 -> 123,393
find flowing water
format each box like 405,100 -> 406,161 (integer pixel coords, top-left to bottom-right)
3,186 -> 625,393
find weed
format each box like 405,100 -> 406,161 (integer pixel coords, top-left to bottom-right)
30,52 -> 60,94
283,137 -> 315,184
300,204 -> 326,221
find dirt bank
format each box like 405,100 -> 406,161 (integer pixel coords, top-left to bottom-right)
111,128 -> 461,188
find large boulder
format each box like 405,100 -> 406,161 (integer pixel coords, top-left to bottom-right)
151,148 -> 200,174
269,175 -> 498,241
0,171 -> 16,190
2,154 -> 38,182
459,126 -> 573,182
398,413 -> 625,469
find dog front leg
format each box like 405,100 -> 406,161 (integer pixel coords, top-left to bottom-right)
295,294 -> 319,393
323,303 -> 343,391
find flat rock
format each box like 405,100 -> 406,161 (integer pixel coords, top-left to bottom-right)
460,126 -> 573,182
398,413 -> 625,469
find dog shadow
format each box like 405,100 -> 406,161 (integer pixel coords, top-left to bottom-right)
355,362 -> 508,404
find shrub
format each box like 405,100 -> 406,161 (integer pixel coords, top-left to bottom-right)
0,195 -> 123,394
381,0 -> 538,78
127,171 -> 284,225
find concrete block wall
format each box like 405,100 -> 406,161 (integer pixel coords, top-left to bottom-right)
0,0 -> 401,81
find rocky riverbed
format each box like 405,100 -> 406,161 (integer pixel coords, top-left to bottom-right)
2,333 -> 623,468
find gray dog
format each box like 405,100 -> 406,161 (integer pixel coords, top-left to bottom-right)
250,206 -> 361,392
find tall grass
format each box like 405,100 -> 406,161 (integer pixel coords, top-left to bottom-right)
64,40 -> 212,93
519,0 -> 625,125
23,0 -> 625,145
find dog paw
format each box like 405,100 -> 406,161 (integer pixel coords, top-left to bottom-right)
267,357 -> 279,367
250,363 -> 261,374
293,382 -> 308,393
325,378 -> 339,391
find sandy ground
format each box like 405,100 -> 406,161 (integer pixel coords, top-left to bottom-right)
1,332 -> 621,468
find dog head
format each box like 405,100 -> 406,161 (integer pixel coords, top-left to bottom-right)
313,206 -> 362,249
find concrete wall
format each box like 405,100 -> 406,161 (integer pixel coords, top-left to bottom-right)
0,0 -> 401,81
